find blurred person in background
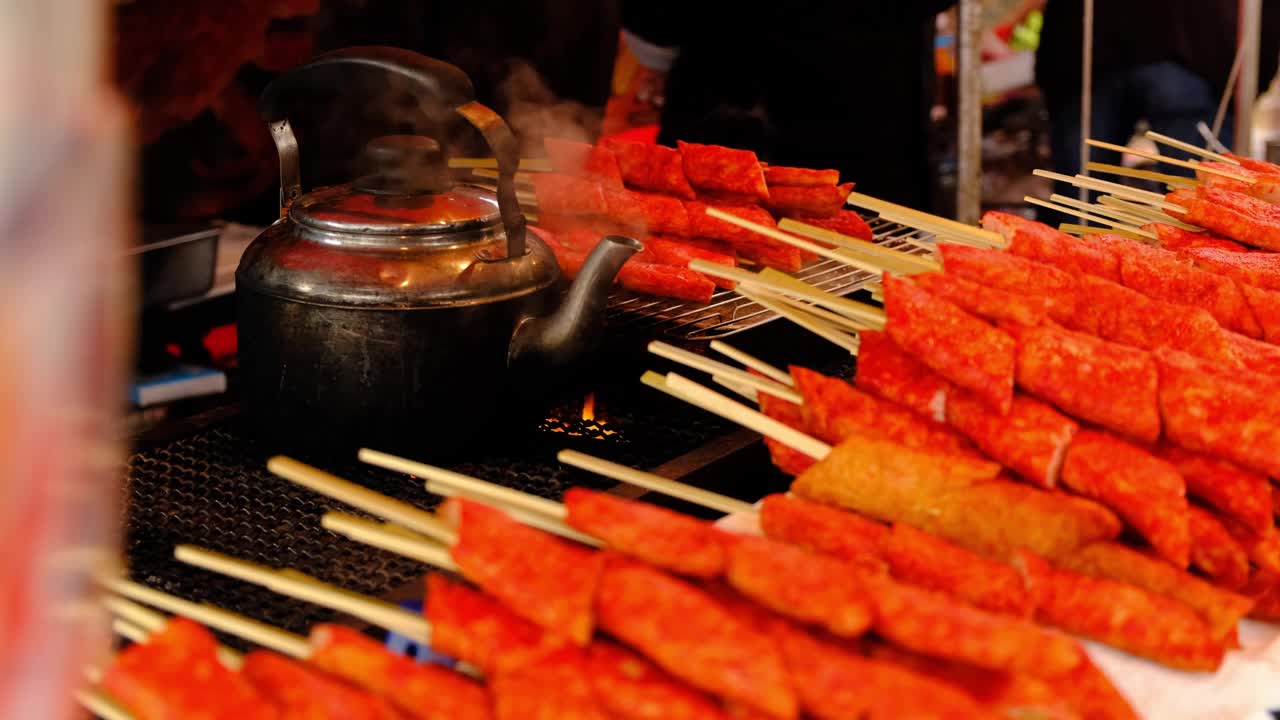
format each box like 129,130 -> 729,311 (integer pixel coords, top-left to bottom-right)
1035,0 -> 1280,206
616,4 -> 956,212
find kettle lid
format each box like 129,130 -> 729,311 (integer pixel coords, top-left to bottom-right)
289,135 -> 501,242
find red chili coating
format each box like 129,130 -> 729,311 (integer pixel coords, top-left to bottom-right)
1185,245 -> 1280,290
1155,444 -> 1273,536
1146,223 -> 1246,253
564,488 -> 727,578
308,624 -> 493,720
693,189 -> 759,207
103,618 -> 278,720
1186,506 -> 1251,591
882,273 -> 1016,414
796,209 -> 874,241
1221,519 -> 1280,574
1014,324 -> 1161,444
945,390 -> 1077,489
1226,330 -> 1280,376
538,231 -> 716,303
881,522 -> 1033,617
424,574 -> 563,676
938,244 -> 1080,326
790,366 -> 980,460
853,329 -> 950,422
442,498 -> 603,645
724,535 -> 873,637
645,234 -> 736,288
584,642 -> 730,720
758,493 -> 887,573
603,139 -> 696,199
861,574 -> 1084,677
603,188 -> 691,236
1155,348 -> 1280,478
544,137 -> 624,188
1013,550 -> 1225,672
766,182 -> 853,218
491,646 -> 610,720
530,173 -> 608,216
1061,430 -> 1190,568
594,557 -> 798,719
983,211 -> 1122,282
1117,241 -> 1261,338
762,165 -> 840,187
1243,568 -> 1280,621
1167,185 -> 1280,250
1056,541 -> 1253,640
677,141 -> 769,202
243,650 -> 405,720
1240,282 -> 1280,343
913,271 -> 1051,327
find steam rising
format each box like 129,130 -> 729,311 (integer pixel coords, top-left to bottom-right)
497,60 -> 601,156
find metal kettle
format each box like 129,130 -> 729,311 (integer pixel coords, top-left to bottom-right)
235,47 -> 638,456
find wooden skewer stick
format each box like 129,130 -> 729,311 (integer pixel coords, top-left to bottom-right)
703,207 -> 888,277
1085,138 -> 1256,183
267,456 -> 456,544
709,341 -> 793,386
766,291 -> 874,334
1084,161 -> 1199,189
1037,195 -> 1159,239
777,218 -> 940,275
687,260 -> 885,328
845,191 -> 1007,248
420,478 -> 601,547
357,449 -> 565,520
1024,196 -> 1155,238
1144,131 -> 1239,164
1032,170 -> 1187,212
640,369 -> 689,402
112,618 -> 152,645
662,373 -> 833,460
556,449 -> 757,516
320,513 -> 458,573
712,375 -> 759,403
648,341 -> 803,404
448,157 -> 551,172
1097,195 -> 1203,231
736,286 -> 865,354
76,689 -> 135,720
104,578 -> 311,660
1068,197 -> 1160,227
102,596 -> 166,634
174,545 -> 432,645
1059,224 -> 1149,243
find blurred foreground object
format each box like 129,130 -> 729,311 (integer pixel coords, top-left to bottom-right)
0,2 -> 133,718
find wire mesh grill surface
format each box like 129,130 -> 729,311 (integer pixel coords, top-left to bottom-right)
605,215 -> 934,340
122,381 -> 737,641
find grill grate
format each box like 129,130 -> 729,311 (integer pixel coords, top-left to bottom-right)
605,215 -> 935,340
122,379 -> 738,642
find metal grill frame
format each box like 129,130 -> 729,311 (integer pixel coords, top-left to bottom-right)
603,214 -> 936,340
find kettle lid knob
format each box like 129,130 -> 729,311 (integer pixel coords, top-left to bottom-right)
354,135 -> 452,195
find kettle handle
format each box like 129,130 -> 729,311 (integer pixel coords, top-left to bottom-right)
259,46 -> 527,257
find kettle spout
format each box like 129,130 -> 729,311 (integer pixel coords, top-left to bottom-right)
509,235 -> 642,368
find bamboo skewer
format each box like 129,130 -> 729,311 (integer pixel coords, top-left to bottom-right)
687,260 -> 886,328
661,373 -> 833,461
104,578 -> 311,660
844,192 -> 1007,248
320,513 -> 458,572
736,286 -> 864,354
419,478 -> 601,547
648,341 -> 803,404
703,207 -> 888,277
267,456 -> 456,544
556,449 -> 757,516
469,168 -> 538,185
712,375 -> 760,402
1059,224 -> 1149,242
766,291 -> 874,334
173,545 -> 432,645
709,341 -> 793,386
448,157 -> 551,172
1097,195 -> 1203,231
76,689 -> 135,720
777,218 -> 940,275
112,619 -> 152,645
1085,138 -> 1255,183
1032,170 -> 1187,212
1084,161 -> 1199,190
1144,131 -> 1239,164
640,369 -> 690,403
1026,195 -> 1158,239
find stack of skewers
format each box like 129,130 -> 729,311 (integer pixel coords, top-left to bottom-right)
463,137 -> 878,303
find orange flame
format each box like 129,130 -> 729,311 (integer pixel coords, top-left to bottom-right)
581,393 -> 596,422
